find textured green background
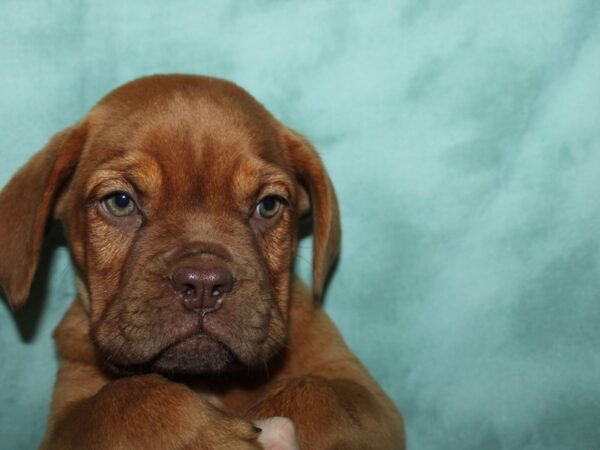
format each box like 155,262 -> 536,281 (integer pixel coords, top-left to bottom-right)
1,1 -> 600,449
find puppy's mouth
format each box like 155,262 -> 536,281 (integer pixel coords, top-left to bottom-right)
93,284 -> 285,376
101,332 -> 241,376
151,333 -> 240,374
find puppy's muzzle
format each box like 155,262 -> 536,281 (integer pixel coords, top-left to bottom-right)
171,264 -> 234,313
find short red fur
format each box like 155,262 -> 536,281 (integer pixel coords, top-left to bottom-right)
0,75 -> 404,449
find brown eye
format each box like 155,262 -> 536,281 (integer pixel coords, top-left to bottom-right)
102,192 -> 138,217
255,196 -> 282,219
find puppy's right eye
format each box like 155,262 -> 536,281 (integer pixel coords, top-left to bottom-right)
102,192 -> 139,217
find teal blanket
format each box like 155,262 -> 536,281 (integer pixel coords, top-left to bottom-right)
1,1 -> 599,448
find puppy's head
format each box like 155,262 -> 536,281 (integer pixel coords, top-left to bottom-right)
0,75 -> 340,375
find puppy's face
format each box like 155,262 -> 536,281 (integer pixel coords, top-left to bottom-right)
0,75 -> 340,375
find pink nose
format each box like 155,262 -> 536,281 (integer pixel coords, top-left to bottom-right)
171,265 -> 234,313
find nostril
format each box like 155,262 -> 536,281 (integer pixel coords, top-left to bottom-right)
171,265 -> 235,312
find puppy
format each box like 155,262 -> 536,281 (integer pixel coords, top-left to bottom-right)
0,75 -> 405,449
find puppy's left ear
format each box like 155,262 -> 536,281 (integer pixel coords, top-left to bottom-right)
280,127 -> 341,303
0,123 -> 87,310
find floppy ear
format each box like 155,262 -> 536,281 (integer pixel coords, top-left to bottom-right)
0,124 -> 86,310
281,128 -> 341,302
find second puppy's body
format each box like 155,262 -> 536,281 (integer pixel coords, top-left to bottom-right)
0,75 -> 404,449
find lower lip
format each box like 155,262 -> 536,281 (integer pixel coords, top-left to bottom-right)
152,333 -> 237,374
167,333 -> 217,351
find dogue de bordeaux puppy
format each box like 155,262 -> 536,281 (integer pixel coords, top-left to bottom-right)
0,75 -> 405,449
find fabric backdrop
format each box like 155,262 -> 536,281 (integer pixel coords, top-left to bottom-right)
1,1 -> 599,449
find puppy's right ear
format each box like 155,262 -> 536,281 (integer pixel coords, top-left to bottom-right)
0,123 -> 86,310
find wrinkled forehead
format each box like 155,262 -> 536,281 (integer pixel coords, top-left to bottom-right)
77,92 -> 293,205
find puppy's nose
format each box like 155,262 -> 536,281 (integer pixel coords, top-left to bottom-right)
171,266 -> 234,313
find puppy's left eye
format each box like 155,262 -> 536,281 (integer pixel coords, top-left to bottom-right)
255,196 -> 283,219
102,192 -> 139,217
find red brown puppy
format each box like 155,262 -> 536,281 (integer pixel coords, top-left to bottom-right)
0,75 -> 405,449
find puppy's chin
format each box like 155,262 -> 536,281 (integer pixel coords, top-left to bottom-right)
102,335 -> 241,376
151,335 -> 240,374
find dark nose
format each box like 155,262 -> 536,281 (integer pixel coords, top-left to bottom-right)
171,265 -> 234,313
